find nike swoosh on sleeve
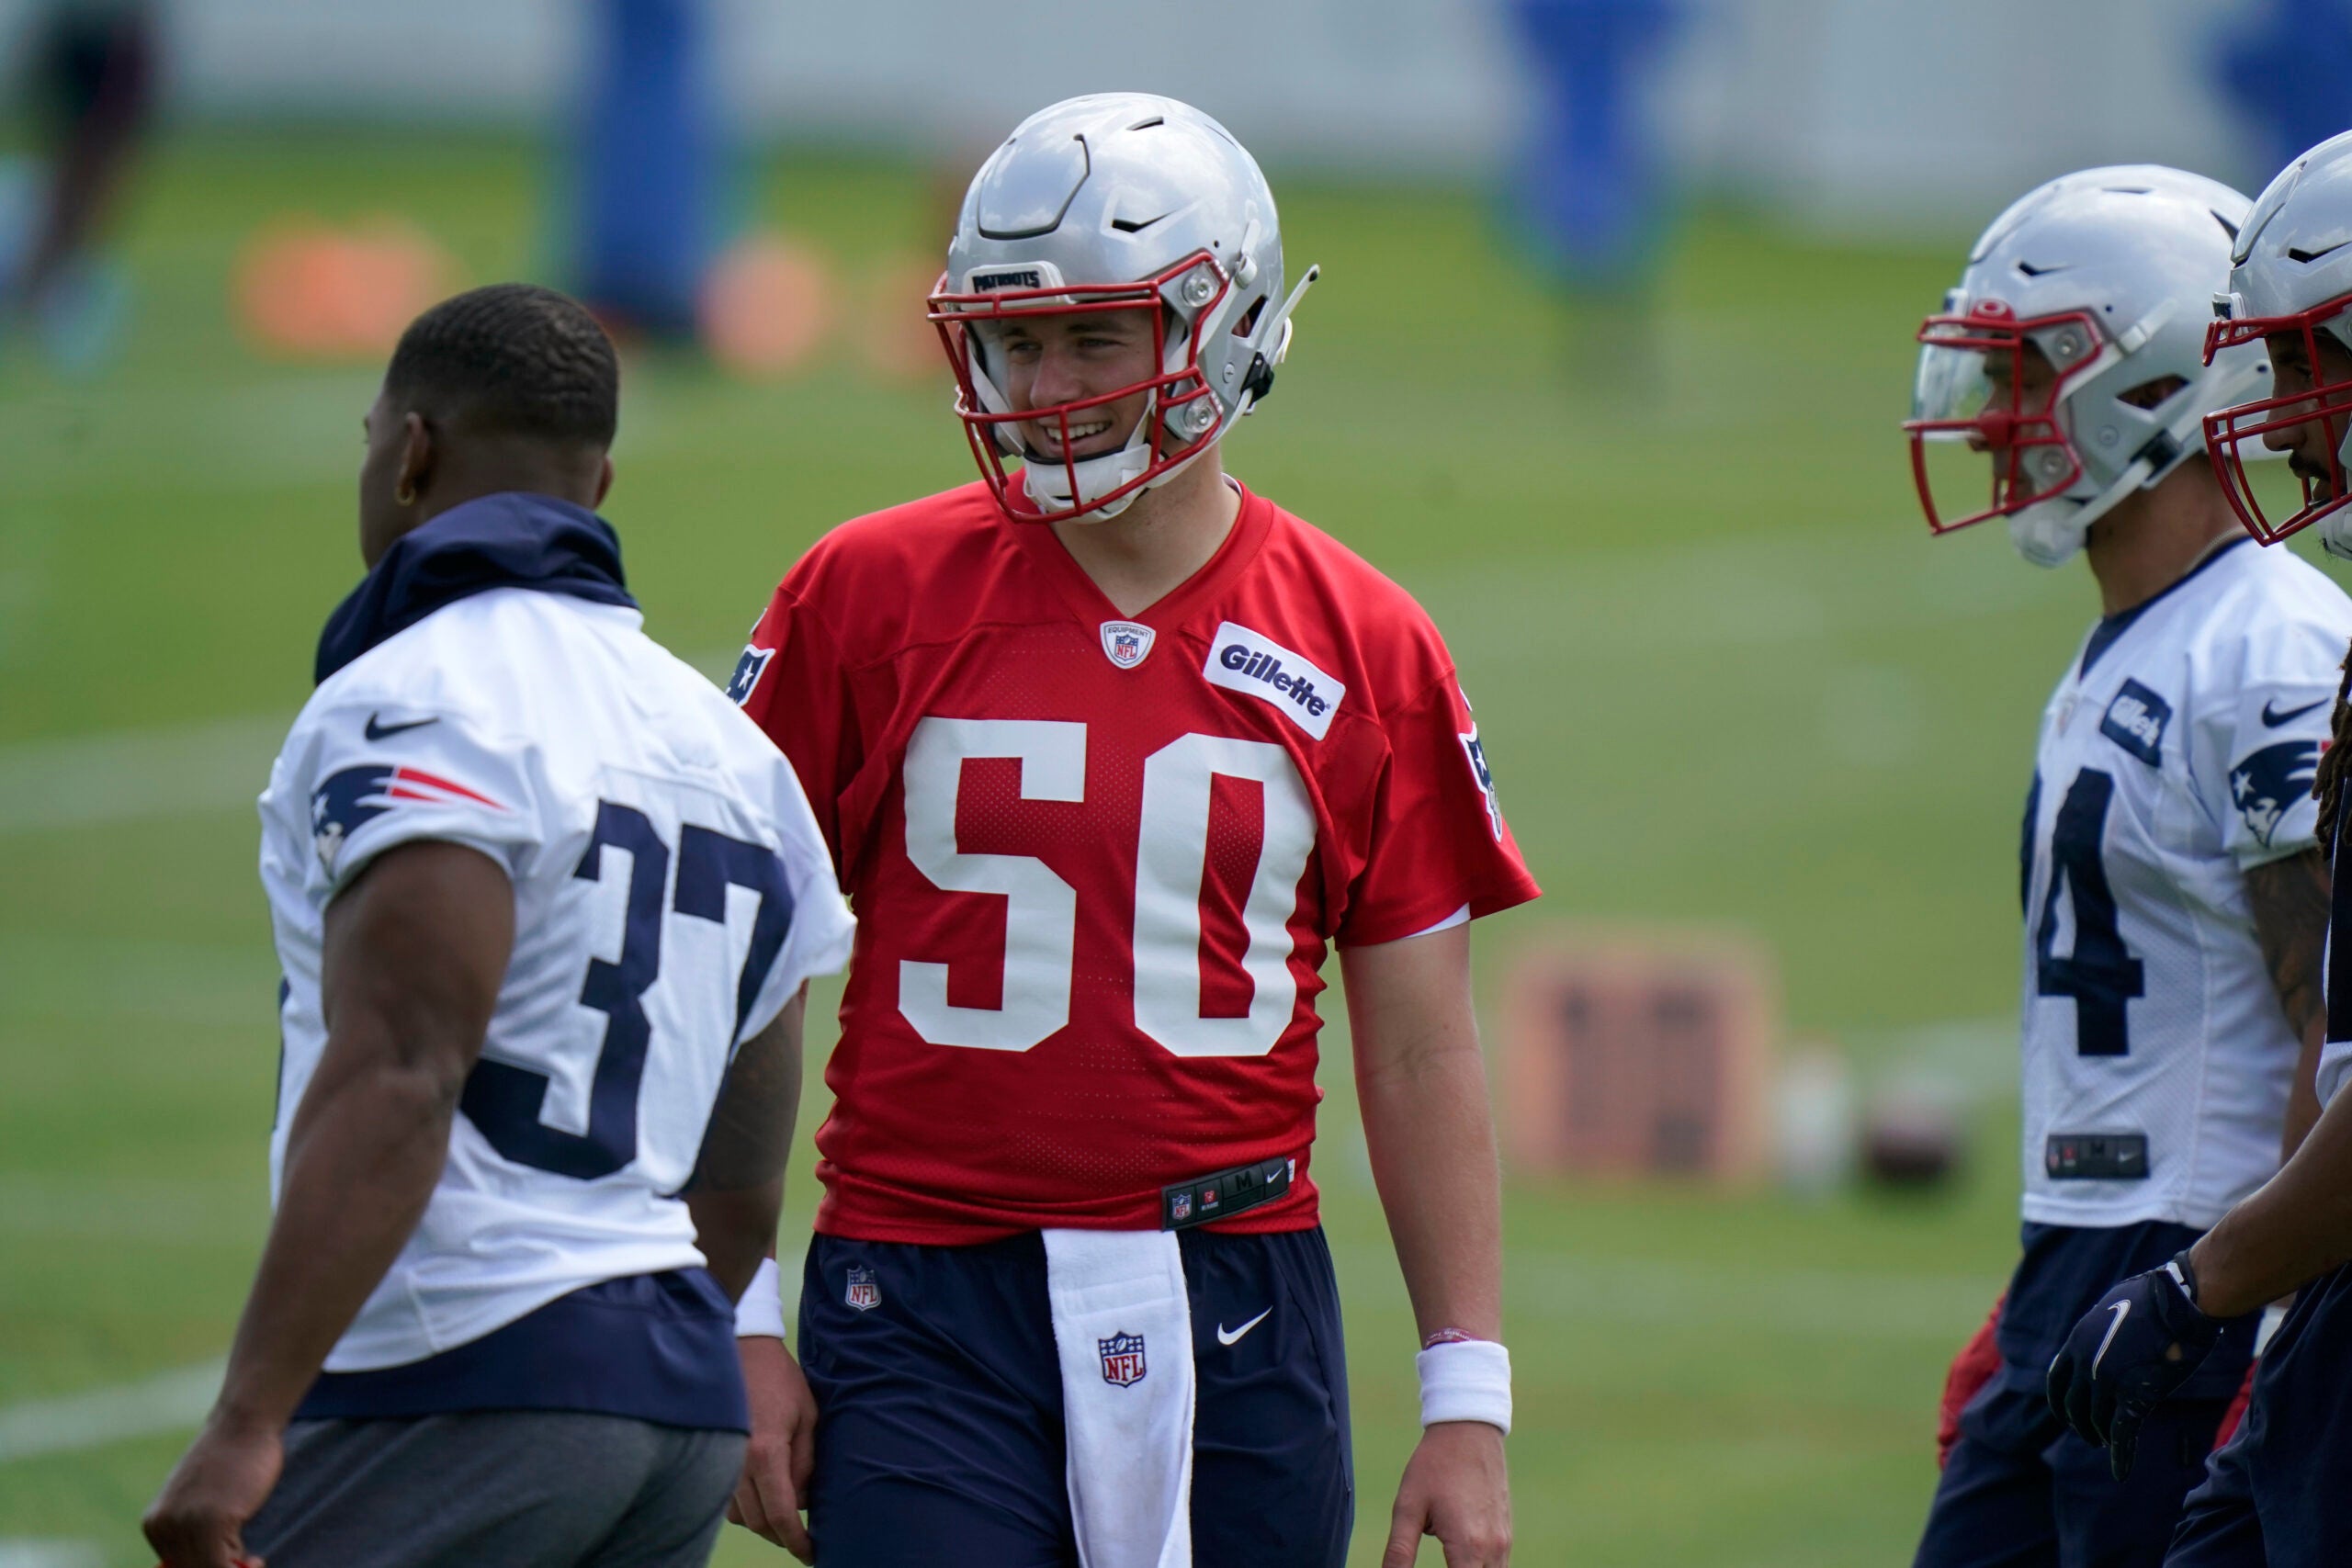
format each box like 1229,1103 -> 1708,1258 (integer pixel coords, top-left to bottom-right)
2261,697 -> 2328,728
365,714 -> 441,741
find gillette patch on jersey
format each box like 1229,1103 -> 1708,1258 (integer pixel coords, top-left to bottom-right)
2098,680 -> 2172,766
1203,622 -> 1345,739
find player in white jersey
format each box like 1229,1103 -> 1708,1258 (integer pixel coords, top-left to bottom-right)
1903,169 -> 2349,1568
2052,128 -> 2352,1568
143,285 -> 854,1568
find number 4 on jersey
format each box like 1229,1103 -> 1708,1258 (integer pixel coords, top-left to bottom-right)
2029,768 -> 2145,1055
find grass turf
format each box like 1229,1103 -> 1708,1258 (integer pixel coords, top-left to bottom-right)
1,130 -> 2308,1564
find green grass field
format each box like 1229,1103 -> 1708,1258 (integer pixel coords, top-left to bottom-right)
1,130 -> 2312,1565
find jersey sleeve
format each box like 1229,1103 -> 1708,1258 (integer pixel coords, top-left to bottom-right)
2199,615 -> 2345,869
1336,674 -> 1542,947
730,750 -> 859,1047
729,581 -> 864,870
293,702 -> 546,898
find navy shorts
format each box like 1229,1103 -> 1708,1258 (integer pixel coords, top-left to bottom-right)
2170,1260 -> 2352,1568
1915,1222 -> 2254,1568
797,1225 -> 1353,1568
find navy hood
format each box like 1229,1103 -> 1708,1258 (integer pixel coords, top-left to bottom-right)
315,491 -> 636,683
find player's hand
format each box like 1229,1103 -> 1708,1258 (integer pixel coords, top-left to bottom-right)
141,1409 -> 281,1568
2046,1254 -> 2222,1481
729,1336 -> 819,1562
1382,1420 -> 1510,1567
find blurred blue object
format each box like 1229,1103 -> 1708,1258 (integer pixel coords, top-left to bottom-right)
0,154 -> 130,375
576,0 -> 715,337
1506,0 -> 1683,291
2213,0 -> 2352,179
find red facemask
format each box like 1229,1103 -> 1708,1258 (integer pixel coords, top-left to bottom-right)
1903,299 -> 2104,535
2201,300 -> 2352,545
927,252 -> 1231,522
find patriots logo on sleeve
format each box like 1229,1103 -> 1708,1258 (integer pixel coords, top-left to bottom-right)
310,763 -> 507,871
2229,739 -> 2322,851
726,644 -> 775,706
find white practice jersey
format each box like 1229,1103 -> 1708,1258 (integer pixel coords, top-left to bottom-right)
2019,539 -> 2350,1229
259,588 -> 854,1371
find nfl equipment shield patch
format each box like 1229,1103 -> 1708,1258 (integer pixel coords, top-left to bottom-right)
844,1265 -> 881,1312
1099,620 -> 1155,670
1098,1331 -> 1147,1386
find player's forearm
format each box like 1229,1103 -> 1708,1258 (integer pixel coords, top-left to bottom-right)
2191,1084 -> 2352,1318
2248,847 -> 2331,1159
1358,1045 -> 1505,1341
687,1180 -> 785,1302
2284,1019 -> 2326,1160
214,1050 -> 462,1430
685,996 -> 802,1303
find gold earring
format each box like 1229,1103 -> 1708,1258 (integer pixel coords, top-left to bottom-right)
395,479 -> 417,506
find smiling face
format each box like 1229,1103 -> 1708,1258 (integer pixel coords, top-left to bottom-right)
2259,324 -> 2352,498
994,310 -> 1162,463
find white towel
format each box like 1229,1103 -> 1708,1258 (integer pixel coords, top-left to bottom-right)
1043,1227 -> 1195,1568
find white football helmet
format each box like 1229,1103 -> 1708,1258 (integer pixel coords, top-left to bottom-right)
928,93 -> 1318,522
2204,129 -> 2352,556
1905,166 -> 2267,568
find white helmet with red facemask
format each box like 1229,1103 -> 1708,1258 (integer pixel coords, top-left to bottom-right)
929,94 -> 1318,522
1905,166 -> 2267,568
2205,130 -> 2352,558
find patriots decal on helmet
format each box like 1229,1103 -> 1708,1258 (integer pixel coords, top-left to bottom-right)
2230,739 -> 2321,851
311,763 -> 507,871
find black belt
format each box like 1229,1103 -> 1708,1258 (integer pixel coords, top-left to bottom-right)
1160,1156 -> 1295,1230
2045,1132 -> 2149,1180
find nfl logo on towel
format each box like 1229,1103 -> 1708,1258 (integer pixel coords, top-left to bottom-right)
844,1265 -> 881,1312
1100,620 -> 1155,670
1098,1331 -> 1148,1387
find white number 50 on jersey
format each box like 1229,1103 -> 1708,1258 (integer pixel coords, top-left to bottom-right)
899,716 -> 1317,1057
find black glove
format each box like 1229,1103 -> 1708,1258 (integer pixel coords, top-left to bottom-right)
2046,1252 -> 2223,1481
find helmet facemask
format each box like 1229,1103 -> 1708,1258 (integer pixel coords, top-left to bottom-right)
2202,297 -> 2352,548
930,252 -> 1259,523
1905,299 -> 2107,551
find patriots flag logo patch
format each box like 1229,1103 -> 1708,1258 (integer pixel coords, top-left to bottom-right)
1099,1331 -> 1147,1386
310,763 -> 506,872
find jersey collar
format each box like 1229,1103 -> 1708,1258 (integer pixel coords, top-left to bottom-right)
1009,475 -> 1274,637
315,491 -> 637,683
2077,536 -> 2251,678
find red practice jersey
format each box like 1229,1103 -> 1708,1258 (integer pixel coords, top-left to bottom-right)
735,479 -> 1540,1243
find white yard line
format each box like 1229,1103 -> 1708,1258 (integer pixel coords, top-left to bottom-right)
0,1541 -> 104,1568
0,1359 -> 222,1464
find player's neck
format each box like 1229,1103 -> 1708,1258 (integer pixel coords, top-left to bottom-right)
2082,474 -> 2243,620
1046,454 -> 1242,618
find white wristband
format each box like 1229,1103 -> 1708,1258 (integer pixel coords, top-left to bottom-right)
1417,1339 -> 1511,1434
733,1256 -> 786,1339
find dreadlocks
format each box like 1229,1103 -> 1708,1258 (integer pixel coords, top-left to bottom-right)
2312,640 -> 2352,856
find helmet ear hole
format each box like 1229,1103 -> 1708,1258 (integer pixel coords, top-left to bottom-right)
1233,295 -> 1267,338
2118,374 -> 2188,410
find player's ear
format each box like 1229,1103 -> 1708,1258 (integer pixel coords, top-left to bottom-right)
593,453 -> 615,509
395,412 -> 434,508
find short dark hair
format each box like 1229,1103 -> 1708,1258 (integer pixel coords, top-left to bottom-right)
383,283 -> 619,449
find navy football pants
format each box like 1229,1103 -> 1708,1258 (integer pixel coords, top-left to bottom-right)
797,1226 -> 1353,1568
2168,1261 -> 2352,1567
1917,1379 -> 2230,1568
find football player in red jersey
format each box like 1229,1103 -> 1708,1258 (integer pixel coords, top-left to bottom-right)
720,95 -> 1539,1567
